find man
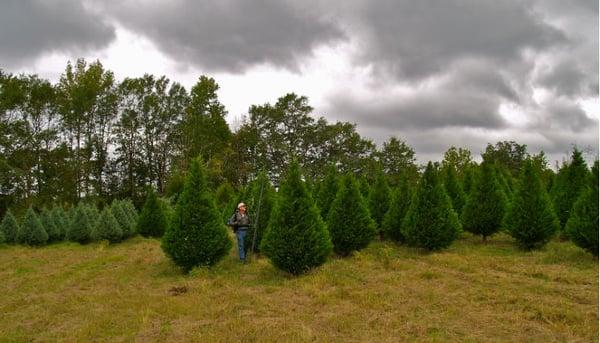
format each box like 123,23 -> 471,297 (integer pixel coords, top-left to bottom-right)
228,202 -> 251,262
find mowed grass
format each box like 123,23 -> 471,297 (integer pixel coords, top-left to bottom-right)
0,233 -> 597,342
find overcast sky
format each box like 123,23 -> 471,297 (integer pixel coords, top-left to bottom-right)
1,0 -> 598,166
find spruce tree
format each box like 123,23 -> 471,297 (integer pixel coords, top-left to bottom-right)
261,161 -> 332,275
565,161 -> 599,256
161,157 -> 232,272
111,200 -> 134,238
40,208 -> 61,242
461,162 -> 508,241
327,174 -> 376,256
0,210 -> 20,244
551,148 -> 589,229
122,199 -> 139,225
245,171 -> 276,253
16,207 -> 48,246
368,170 -> 391,238
94,207 -> 123,243
85,204 -> 100,226
442,165 -> 466,215
316,165 -> 339,219
462,166 -> 475,196
138,190 -> 169,238
402,162 -> 460,250
505,160 -> 559,250
358,175 -> 371,199
66,203 -> 93,244
51,206 -> 68,241
382,174 -> 412,243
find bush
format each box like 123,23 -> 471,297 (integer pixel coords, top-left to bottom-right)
565,161 -> 599,256
66,203 -> 93,244
138,190 -> 169,238
368,170 -> 391,237
461,162 -> 508,241
0,210 -> 20,244
327,174 -> 376,256
261,161 -> 332,275
94,207 -> 123,243
40,208 -> 61,242
16,207 -> 48,246
161,157 -> 232,272
402,162 -> 460,251
382,174 -> 412,243
505,160 -> 559,250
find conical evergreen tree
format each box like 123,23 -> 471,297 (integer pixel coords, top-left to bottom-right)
94,207 -> 123,243
110,200 -> 134,238
358,175 -> 371,199
402,163 -> 460,250
245,171 -> 276,253
138,190 -> 169,238
51,206 -> 68,241
327,174 -> 376,256
122,199 -> 139,226
551,148 -> 589,229
16,207 -> 48,246
442,165 -> 466,215
66,203 -> 93,244
461,166 -> 475,196
316,165 -> 339,219
382,174 -> 412,243
505,160 -> 559,250
261,161 -> 332,275
565,161 -> 599,256
85,204 -> 100,227
368,169 -> 391,238
461,162 -> 508,241
215,181 -> 235,213
40,208 -> 61,242
0,210 -> 20,244
161,157 -> 232,272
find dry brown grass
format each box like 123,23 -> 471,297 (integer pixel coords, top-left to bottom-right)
0,233 -> 597,342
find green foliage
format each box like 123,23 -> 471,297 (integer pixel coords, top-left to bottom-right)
461,162 -> 508,241
66,203 -> 93,244
138,190 -> 169,238
16,207 -> 48,246
316,165 -> 340,219
122,200 -> 138,228
0,229 -> 4,244
551,148 -> 589,229
110,200 -> 135,238
565,161 -> 599,256
327,174 -> 376,256
215,182 -> 235,211
442,165 -> 466,215
358,176 -> 371,199
368,170 -> 391,233
505,160 -> 559,250
40,208 -> 61,242
51,206 -> 68,241
402,163 -> 460,250
482,141 -> 528,177
161,157 -> 232,272
382,175 -> 412,243
94,207 -> 123,243
245,171 -> 276,253
261,161 -> 332,275
461,166 -> 475,196
0,210 -> 20,243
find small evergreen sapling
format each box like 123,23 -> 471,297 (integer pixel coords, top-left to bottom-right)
0,210 -> 20,244
40,208 -> 61,242
111,200 -> 135,238
368,170 -> 391,238
261,161 -> 332,275
382,174 -> 412,243
66,203 -> 93,244
504,160 -> 559,250
402,162 -> 460,251
161,157 -> 232,272
51,206 -> 68,241
551,148 -> 590,229
442,165 -> 466,215
245,171 -> 276,253
316,165 -> 339,219
565,161 -> 599,256
94,207 -> 123,243
138,190 -> 169,238
16,207 -> 48,246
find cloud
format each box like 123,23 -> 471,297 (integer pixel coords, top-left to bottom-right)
104,0 -> 345,73
0,0 -> 115,68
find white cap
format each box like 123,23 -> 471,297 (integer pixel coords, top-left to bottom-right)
237,202 -> 246,209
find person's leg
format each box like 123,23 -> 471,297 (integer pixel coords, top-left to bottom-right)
236,230 -> 247,261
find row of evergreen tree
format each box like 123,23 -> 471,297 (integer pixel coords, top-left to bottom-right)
0,200 -> 138,246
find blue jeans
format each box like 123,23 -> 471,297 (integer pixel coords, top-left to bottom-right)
236,229 -> 248,261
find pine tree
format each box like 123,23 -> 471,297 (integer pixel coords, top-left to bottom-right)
40,208 -> 61,242
462,166 -> 475,196
368,170 -> 391,238
551,148 -> 589,229
505,160 -> 559,250
122,199 -> 139,225
461,162 -> 508,241
245,171 -> 276,253
138,190 -> 169,238
402,163 -> 460,250
161,157 -> 232,272
382,174 -> 412,243
16,207 -> 48,246
85,204 -> 100,227
442,165 -> 466,215
51,206 -> 69,241
110,200 -> 134,238
316,165 -> 339,219
358,175 -> 371,199
0,210 -> 20,244
66,203 -> 93,244
565,161 -> 599,256
327,174 -> 376,256
261,161 -> 332,275
94,207 -> 123,243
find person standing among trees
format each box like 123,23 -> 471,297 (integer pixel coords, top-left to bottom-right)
228,202 -> 251,262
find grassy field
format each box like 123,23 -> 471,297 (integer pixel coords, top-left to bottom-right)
0,233 -> 597,342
